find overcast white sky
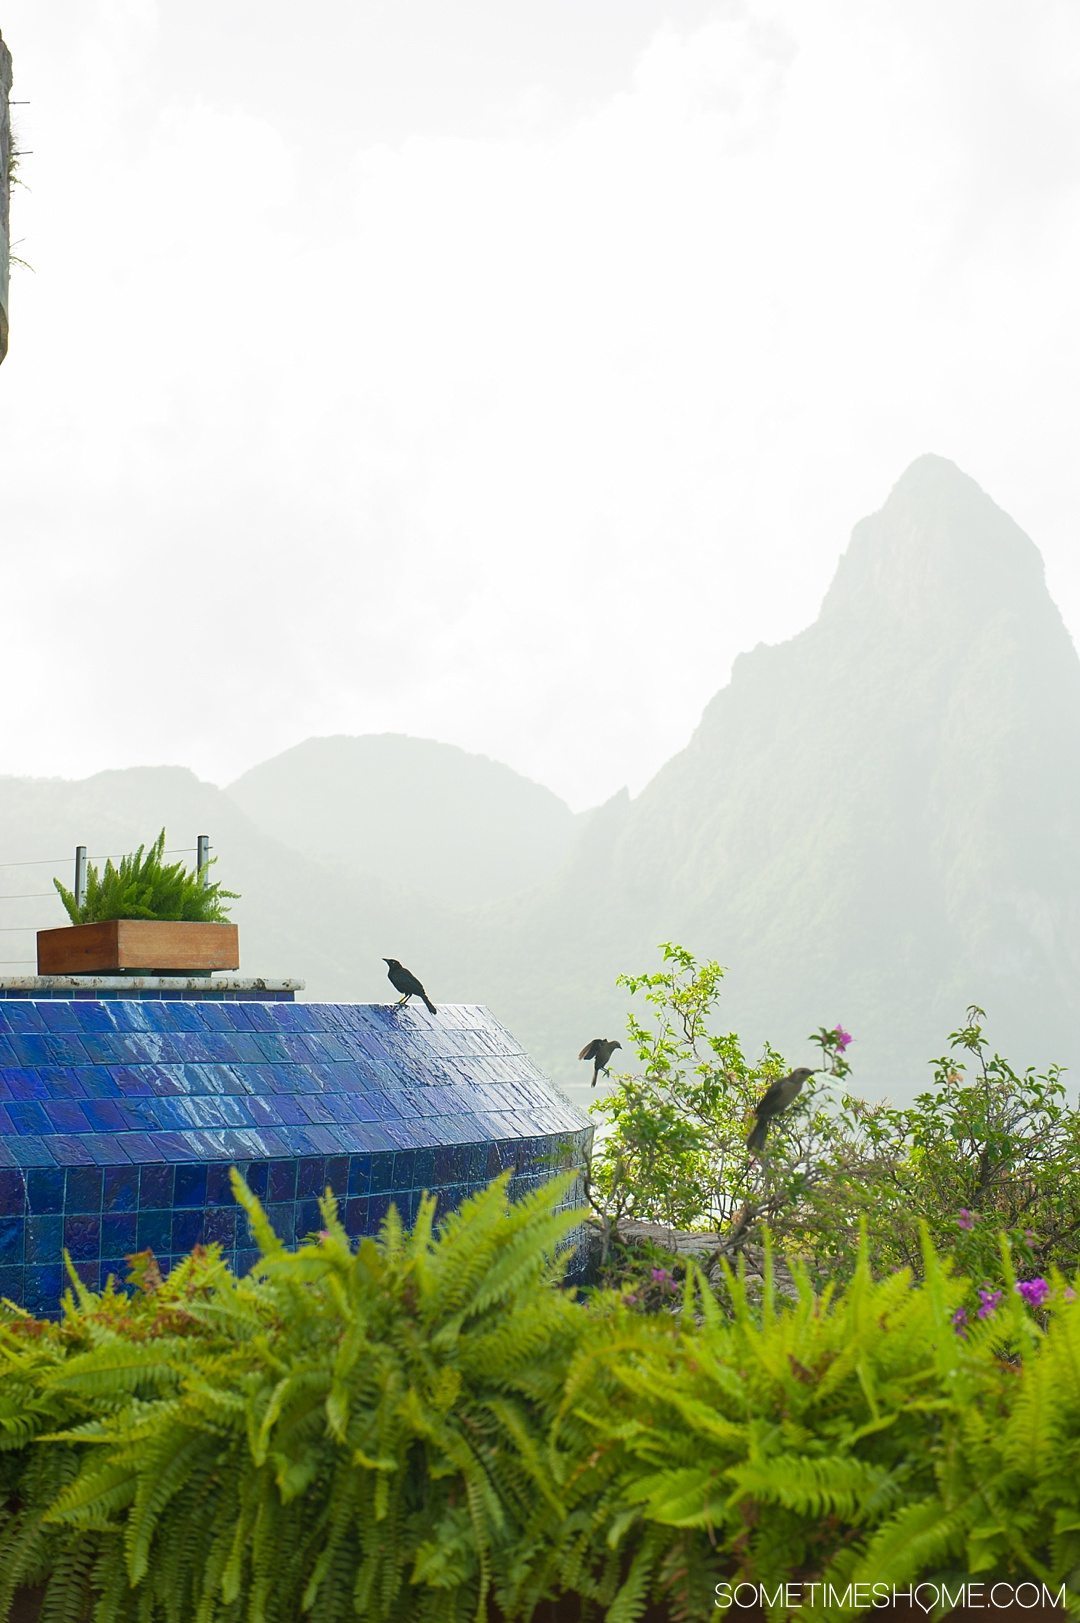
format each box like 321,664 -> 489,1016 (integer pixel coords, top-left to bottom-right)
1,1 -> 1078,810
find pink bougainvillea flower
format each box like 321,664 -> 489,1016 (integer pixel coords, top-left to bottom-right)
957,1209 -> 974,1231
951,1307 -> 968,1336
834,1026 -> 853,1051
1016,1278 -> 1050,1309
977,1287 -> 1003,1319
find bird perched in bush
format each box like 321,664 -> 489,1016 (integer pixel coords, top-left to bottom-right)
746,1067 -> 815,1155
579,1037 -> 622,1086
383,958 -> 437,1015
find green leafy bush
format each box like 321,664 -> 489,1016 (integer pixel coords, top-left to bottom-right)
589,946 -> 1080,1294
53,830 -> 238,925
1,1176 -> 1079,1620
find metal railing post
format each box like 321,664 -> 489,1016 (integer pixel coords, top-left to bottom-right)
74,845 -> 87,912
196,834 -> 210,884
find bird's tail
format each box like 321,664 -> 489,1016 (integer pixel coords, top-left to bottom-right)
422,994 -> 437,1015
746,1117 -> 769,1156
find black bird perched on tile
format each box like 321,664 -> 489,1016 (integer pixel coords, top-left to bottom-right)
746,1067 -> 815,1155
579,1037 -> 622,1086
383,958 -> 437,1015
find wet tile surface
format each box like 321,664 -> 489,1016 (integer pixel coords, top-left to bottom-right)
0,997 -> 592,1313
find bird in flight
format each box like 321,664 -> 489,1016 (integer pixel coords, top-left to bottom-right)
579,1037 -> 622,1086
746,1067 -> 815,1155
383,958 -> 437,1015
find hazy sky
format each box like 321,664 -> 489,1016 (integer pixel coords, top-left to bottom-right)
1,1 -> 1077,811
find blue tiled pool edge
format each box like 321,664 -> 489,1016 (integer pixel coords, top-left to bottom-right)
0,991 -> 592,1314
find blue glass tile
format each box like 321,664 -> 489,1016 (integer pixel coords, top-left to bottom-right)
119,1134 -> 160,1165
24,1266 -> 62,1314
205,1162 -> 234,1204
392,1149 -> 416,1188
73,1261 -> 101,1291
136,1164 -> 172,1207
2,1003 -> 46,1033
78,1033 -> 122,1063
307,1127 -> 341,1155
82,1099 -> 127,1133
7,1101 -> 51,1135
294,1199 -> 321,1238
0,1167 -> 27,1209
51,1136 -> 97,1167
75,1065 -> 120,1096
171,1210 -> 203,1252
9,1137 -> 55,1167
0,1038 -> 19,1067
23,1167 -> 59,1212
245,1163 -> 269,1198
84,1139 -> 132,1177
253,1034 -> 289,1062
121,1034 -> 181,1064
103,1166 -> 140,1212
238,1003 -> 276,1031
267,1159 -> 296,1202
324,1156 -> 348,1195
202,1206 -> 236,1245
264,1204 -> 296,1244
43,1101 -> 90,1134
25,1215 -> 62,1263
343,1197 -> 369,1235
297,1097 -> 335,1126
0,1265 -> 23,1305
36,1066 -> 87,1098
136,1210 -> 171,1253
295,1158 -> 325,1199
34,999 -> 82,1038
370,1152 -> 398,1195
414,1148 -> 436,1189
152,1003 -> 202,1030
347,1155 -> 371,1196
148,1132 -> 201,1162
65,1167 -> 103,1212
0,1216 -> 23,1264
173,1165 -> 207,1208
63,1214 -> 101,1261
100,1212 -> 138,1258
367,1194 -> 391,1227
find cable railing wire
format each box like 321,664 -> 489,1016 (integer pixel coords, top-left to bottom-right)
0,848 -> 197,870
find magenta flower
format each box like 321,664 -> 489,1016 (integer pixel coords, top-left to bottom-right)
650,1267 -> 672,1284
1016,1278 -> 1050,1309
1065,1287 -> 1077,1303
977,1287 -> 1003,1319
951,1306 -> 968,1336
834,1026 -> 853,1051
957,1209 -> 974,1231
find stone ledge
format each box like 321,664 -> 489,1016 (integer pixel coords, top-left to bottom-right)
0,975 -> 304,993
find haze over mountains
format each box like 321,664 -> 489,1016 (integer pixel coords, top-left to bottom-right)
2,455 -> 1076,1104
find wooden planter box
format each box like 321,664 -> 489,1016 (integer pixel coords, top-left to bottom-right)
36,920 -> 239,976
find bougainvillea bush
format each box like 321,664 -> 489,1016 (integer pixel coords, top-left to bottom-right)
588,945 -> 1080,1292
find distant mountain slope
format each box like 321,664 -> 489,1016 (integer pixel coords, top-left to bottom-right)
443,456 -> 1080,1099
226,734 -> 576,911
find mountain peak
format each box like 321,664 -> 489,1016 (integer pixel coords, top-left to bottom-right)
820,454 -> 1047,630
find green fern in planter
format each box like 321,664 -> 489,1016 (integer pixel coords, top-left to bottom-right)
53,829 -> 238,924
